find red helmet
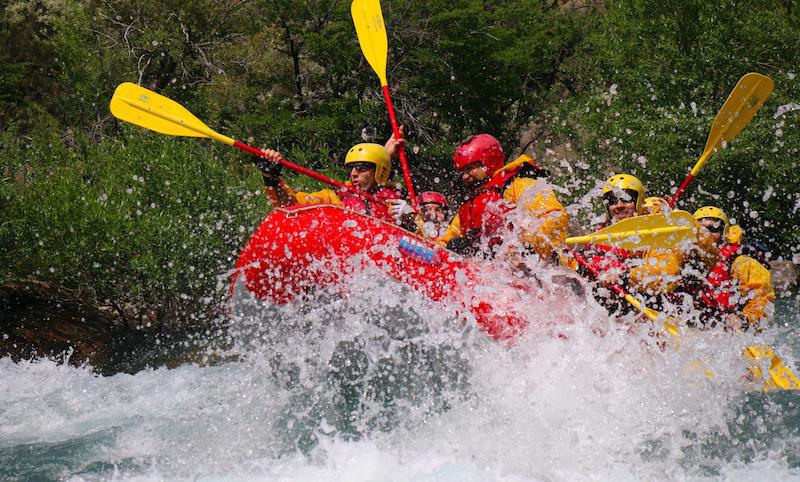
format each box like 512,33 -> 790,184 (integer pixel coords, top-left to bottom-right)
453,134 -> 504,173
419,191 -> 448,207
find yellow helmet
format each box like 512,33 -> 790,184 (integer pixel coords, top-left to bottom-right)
642,196 -> 668,215
602,174 -> 645,213
345,143 -> 391,184
693,206 -> 730,236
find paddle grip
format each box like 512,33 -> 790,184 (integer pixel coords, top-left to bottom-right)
382,85 -> 417,207
668,173 -> 695,208
232,141 -> 386,205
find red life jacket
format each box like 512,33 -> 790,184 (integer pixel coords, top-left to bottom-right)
580,242 -> 632,276
699,243 -> 741,312
457,163 -> 526,239
339,185 -> 400,223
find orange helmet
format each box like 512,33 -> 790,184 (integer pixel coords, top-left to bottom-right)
642,197 -> 668,215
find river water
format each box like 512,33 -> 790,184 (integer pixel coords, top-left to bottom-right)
2,266 -> 800,481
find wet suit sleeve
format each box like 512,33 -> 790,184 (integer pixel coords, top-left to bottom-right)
503,177 -> 569,260
264,179 -> 297,208
730,255 -> 776,329
294,189 -> 342,206
265,182 -> 343,208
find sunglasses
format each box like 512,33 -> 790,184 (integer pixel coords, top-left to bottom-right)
701,219 -> 725,234
349,162 -> 375,173
603,189 -> 638,205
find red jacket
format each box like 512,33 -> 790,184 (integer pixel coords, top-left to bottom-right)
699,243 -> 741,312
339,185 -> 401,223
580,243 -> 632,277
456,162 -> 528,238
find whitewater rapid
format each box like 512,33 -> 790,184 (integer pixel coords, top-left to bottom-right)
2,267 -> 800,481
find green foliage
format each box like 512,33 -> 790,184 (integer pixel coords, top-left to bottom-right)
1,127 -> 267,323
548,0 -> 800,255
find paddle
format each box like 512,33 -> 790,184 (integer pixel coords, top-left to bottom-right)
575,250 -> 799,391
572,251 -> 680,336
351,0 -> 417,207
109,82 -> 387,205
668,73 -> 774,207
744,345 -> 800,391
565,210 -> 697,250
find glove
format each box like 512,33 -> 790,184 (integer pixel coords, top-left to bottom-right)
258,159 -> 283,187
447,236 -> 477,255
387,199 -> 414,223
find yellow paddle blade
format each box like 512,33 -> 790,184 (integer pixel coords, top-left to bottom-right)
565,210 -> 697,250
692,73 -> 774,175
110,82 -> 234,145
744,345 -> 800,391
351,0 -> 389,86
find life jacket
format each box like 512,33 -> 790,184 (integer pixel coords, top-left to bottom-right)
457,160 -> 547,240
339,184 -> 400,223
420,220 -> 449,242
579,242 -> 632,277
699,243 -> 741,313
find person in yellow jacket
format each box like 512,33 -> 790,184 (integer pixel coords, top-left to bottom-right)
435,134 -> 568,262
407,191 -> 451,241
258,131 -> 407,224
568,175 -> 681,299
691,206 -> 775,332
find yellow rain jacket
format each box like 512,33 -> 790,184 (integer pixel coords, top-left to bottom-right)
730,255 -> 775,327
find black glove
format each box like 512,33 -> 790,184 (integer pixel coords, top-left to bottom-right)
447,236 -> 477,255
447,229 -> 482,256
257,159 -> 283,187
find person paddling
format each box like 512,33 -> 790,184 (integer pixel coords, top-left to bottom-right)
259,132 -> 406,224
690,206 -> 775,332
435,134 -> 569,261
571,174 -> 682,314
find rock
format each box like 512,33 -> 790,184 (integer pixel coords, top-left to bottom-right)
0,280 -> 176,375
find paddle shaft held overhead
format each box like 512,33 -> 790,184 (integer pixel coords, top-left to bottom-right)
352,0 -> 418,207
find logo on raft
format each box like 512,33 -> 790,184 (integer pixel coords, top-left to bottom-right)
398,236 -> 440,265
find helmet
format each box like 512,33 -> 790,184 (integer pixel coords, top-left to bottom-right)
693,206 -> 730,236
419,191 -> 448,208
453,134 -> 504,173
642,196 -> 668,215
602,174 -> 645,213
345,143 -> 391,184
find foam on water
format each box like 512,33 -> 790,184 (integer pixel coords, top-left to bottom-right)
2,264 -> 800,481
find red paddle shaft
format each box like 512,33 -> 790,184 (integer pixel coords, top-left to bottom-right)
668,173 -> 696,208
382,85 -> 417,207
233,141 -> 386,205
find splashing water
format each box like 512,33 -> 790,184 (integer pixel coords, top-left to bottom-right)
2,262 -> 800,481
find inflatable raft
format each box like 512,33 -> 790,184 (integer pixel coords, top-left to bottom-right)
232,204 -> 530,339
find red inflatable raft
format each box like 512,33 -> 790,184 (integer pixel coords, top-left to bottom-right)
232,204 -> 529,339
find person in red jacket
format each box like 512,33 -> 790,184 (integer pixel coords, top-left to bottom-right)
436,134 -> 568,261
258,132 -> 406,224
